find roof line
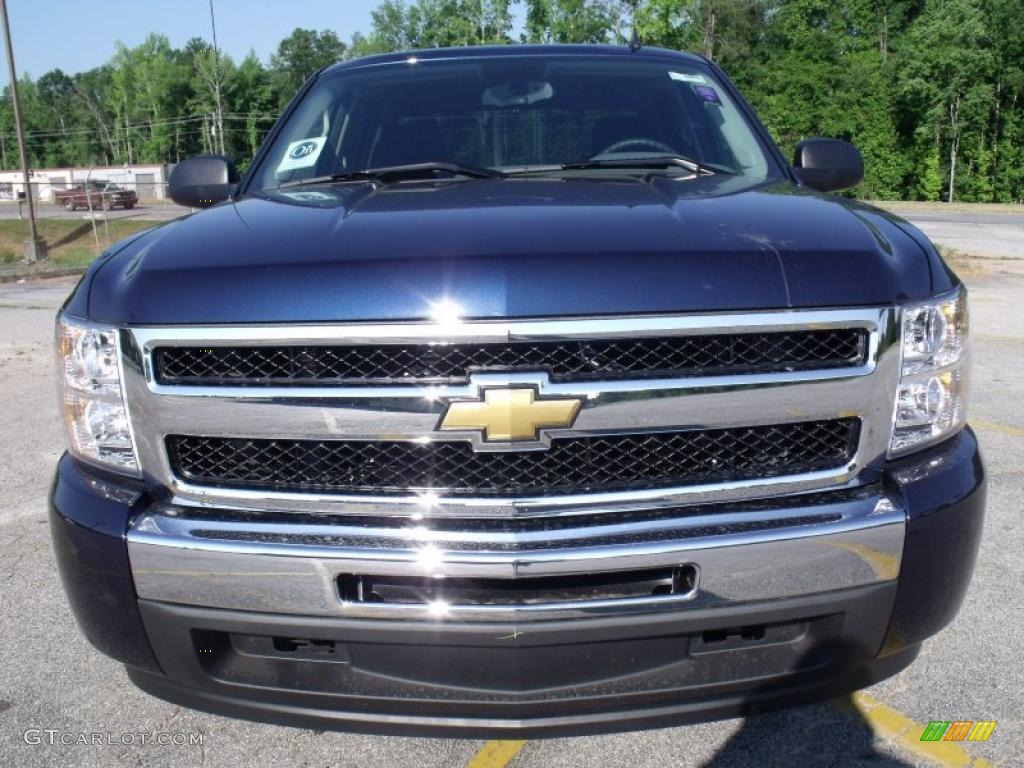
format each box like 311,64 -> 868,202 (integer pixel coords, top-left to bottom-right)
324,44 -> 707,75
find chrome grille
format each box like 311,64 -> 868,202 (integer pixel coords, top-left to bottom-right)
125,308 -> 897,517
168,419 -> 859,497
153,328 -> 867,386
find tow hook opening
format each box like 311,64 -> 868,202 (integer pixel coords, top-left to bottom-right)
702,625 -> 768,645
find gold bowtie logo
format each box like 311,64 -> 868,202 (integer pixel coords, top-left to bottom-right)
439,387 -> 582,442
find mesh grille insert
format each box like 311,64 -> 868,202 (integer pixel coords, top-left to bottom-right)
168,419 -> 859,497
154,329 -> 867,386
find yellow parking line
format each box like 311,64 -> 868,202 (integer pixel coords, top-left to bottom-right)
826,541 -> 901,580
464,698 -> 994,768
840,692 -> 994,767
466,740 -> 527,768
972,418 -> 1024,438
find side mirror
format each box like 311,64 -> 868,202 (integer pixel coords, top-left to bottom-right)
793,138 -> 864,192
168,155 -> 239,208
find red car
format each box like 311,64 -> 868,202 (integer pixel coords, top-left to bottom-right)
54,180 -> 138,211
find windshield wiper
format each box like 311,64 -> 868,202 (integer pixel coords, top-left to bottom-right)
279,161 -> 505,189
560,155 -> 735,176
506,155 -> 735,177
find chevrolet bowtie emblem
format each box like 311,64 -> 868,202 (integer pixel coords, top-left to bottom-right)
439,387 -> 582,443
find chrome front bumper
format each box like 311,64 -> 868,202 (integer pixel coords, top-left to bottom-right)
127,488 -> 904,621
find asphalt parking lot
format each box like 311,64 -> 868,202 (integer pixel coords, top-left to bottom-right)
1,227 -> 1022,766
882,205 -> 1024,260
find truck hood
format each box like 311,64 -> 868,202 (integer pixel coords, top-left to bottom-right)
83,177 -> 933,325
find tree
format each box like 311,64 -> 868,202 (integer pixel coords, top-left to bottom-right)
0,0 -> 1018,202
192,43 -> 229,155
897,0 -> 994,202
522,0 -> 621,43
229,51 -> 275,166
352,0 -> 414,55
71,66 -> 118,165
981,0 -> 1024,202
269,28 -> 347,106
184,36 -> 236,156
637,0 -> 770,64
353,1 -> 517,53
131,34 -> 185,162
35,70 -> 78,164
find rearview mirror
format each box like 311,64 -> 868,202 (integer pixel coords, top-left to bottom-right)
168,155 -> 239,208
482,81 -> 553,107
793,138 -> 864,192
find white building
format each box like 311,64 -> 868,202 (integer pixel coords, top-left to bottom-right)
0,164 -> 168,202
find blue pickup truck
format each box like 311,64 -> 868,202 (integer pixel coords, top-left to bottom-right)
51,45 -> 983,737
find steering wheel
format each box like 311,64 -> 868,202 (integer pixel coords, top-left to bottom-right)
593,138 -> 677,158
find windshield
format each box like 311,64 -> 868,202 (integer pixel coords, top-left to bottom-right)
253,53 -> 776,189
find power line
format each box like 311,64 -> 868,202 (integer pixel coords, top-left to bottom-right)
0,113 -> 278,142
11,131 -> 272,151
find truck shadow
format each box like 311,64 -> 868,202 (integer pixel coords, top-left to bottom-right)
702,638 -> 915,767
703,696 -> 914,767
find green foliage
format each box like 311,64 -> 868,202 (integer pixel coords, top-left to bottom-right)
637,0 -> 766,62
917,142 -> 944,202
0,0 -> 1020,202
231,52 -> 274,159
523,0 -> 627,43
269,28 -> 347,106
351,1 -> 517,54
637,0 -> 1023,202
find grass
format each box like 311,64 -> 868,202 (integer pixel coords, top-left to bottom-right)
0,218 -> 158,268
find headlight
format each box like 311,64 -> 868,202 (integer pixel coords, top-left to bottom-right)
57,314 -> 139,474
890,290 -> 969,456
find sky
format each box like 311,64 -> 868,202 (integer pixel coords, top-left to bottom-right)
0,0 -> 528,87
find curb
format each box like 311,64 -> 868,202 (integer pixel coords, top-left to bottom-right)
0,265 -> 87,284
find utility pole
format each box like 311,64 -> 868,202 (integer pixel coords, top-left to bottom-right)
0,0 -> 45,262
628,0 -> 641,52
209,0 -> 225,155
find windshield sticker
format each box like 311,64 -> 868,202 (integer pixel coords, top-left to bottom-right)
276,136 -> 327,174
694,85 -> 722,104
669,72 -> 706,84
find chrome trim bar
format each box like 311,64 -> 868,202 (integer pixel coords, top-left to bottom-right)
164,467 -> 865,519
122,307 -> 901,517
141,369 -> 869,444
127,493 -> 905,621
129,308 -> 885,347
